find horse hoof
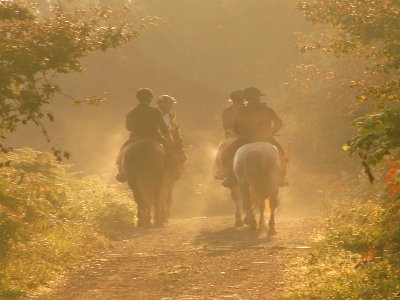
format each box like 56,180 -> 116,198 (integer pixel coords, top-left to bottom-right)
154,222 -> 164,228
243,216 -> 249,225
248,224 -> 257,232
268,227 -> 277,236
258,224 -> 267,233
234,219 -> 244,227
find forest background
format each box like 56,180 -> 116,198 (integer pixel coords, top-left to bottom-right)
7,0 -> 360,216
2,0 -> 399,299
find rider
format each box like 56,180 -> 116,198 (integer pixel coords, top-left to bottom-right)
157,95 -> 187,178
215,90 -> 245,180
115,88 -> 173,182
222,90 -> 245,138
233,87 -> 288,186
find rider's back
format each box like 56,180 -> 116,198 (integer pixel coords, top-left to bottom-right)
234,103 -> 277,142
126,103 -> 169,138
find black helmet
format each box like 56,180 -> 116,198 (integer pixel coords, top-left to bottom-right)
229,90 -> 244,102
136,88 -> 153,102
243,87 -> 265,99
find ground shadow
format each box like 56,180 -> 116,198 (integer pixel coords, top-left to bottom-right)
193,225 -> 275,256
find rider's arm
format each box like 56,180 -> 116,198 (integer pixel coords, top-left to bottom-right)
125,110 -> 135,133
269,108 -> 283,136
157,110 -> 173,144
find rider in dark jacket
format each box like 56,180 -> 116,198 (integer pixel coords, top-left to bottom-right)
222,87 -> 288,187
115,88 -> 172,182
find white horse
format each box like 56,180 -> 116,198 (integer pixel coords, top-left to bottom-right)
233,142 -> 280,234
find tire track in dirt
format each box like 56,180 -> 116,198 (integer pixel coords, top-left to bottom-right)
30,215 -> 318,300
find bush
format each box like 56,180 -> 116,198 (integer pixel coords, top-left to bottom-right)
286,195 -> 400,299
0,148 -> 136,298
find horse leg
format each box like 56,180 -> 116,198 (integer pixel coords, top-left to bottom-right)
165,180 -> 174,221
158,183 -> 168,225
153,183 -> 165,228
129,182 -> 145,228
231,185 -> 243,227
258,197 -> 267,232
241,183 -> 256,231
137,204 -> 151,228
136,205 -> 144,228
268,192 -> 279,236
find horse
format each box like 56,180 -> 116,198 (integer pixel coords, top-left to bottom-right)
123,138 -> 168,228
233,142 -> 280,234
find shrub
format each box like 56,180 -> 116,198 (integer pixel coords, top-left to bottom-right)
286,195 -> 400,299
0,148 -> 136,298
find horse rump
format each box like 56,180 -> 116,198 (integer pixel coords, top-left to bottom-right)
233,142 -> 280,232
123,139 -> 167,227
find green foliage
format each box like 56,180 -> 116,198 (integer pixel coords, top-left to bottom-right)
291,5 -> 400,296
0,148 -> 135,297
287,198 -> 400,299
296,0 -> 400,70
296,0 -> 400,167
0,0 -> 138,158
348,108 -> 400,165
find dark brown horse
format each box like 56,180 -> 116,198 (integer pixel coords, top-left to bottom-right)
123,138 -> 168,228
233,142 -> 280,234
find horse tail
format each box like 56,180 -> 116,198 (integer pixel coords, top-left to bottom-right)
250,157 -> 278,200
234,142 -> 280,200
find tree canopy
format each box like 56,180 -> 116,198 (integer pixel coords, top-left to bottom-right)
297,0 -> 400,168
0,0 -> 138,160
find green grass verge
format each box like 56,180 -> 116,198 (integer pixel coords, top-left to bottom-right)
286,199 -> 400,299
0,148 -> 136,298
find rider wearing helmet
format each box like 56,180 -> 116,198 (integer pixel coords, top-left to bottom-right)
157,95 -> 187,178
222,90 -> 245,138
215,90 -> 245,180
234,87 -> 288,186
115,88 -> 173,182
220,87 -> 288,187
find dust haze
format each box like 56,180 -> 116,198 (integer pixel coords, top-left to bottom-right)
7,0 -> 359,217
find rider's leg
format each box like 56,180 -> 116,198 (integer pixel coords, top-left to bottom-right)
115,139 -> 131,182
221,138 -> 245,187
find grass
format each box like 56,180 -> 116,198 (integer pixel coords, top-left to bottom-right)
285,197 -> 400,299
0,148 -> 136,298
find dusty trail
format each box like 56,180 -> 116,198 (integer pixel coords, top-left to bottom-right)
32,215 -> 317,300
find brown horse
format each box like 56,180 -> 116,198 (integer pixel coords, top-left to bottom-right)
123,138 -> 168,228
233,142 -> 280,234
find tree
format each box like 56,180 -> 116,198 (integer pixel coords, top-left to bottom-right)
0,0 -> 139,160
296,0 -> 400,171
296,0 -> 400,254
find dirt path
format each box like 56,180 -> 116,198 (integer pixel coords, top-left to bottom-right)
31,215 -> 317,300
